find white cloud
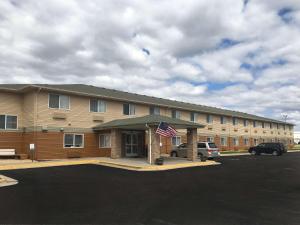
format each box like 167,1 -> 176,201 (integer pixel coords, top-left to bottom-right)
0,0 -> 300,130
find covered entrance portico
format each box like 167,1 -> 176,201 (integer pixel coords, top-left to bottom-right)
93,115 -> 205,164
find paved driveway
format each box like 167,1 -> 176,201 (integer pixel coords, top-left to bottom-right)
0,153 -> 300,225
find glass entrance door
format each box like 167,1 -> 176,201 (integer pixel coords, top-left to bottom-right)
125,132 -> 139,157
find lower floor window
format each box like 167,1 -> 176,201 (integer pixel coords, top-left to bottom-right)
0,115 -> 18,129
99,134 -> 111,148
254,139 -> 258,146
64,134 -> 84,148
172,136 -> 181,146
207,137 -> 214,142
244,138 -> 249,146
221,137 -> 227,146
233,137 -> 239,146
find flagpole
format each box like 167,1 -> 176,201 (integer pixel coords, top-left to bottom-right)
149,126 -> 152,164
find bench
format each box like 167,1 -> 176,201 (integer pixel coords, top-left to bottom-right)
0,149 -> 27,159
0,149 -> 16,157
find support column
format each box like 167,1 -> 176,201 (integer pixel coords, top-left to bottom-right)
147,126 -> 160,164
187,128 -> 197,161
111,129 -> 122,159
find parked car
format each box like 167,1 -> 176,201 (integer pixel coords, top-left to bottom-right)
248,142 -> 285,156
170,142 -> 220,159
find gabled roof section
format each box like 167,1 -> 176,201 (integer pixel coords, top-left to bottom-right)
0,83 -> 294,126
93,115 -> 205,130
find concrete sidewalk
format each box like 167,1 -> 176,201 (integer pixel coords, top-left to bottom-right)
0,157 -> 220,171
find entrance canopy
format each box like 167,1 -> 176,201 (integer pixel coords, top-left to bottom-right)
93,115 -> 205,130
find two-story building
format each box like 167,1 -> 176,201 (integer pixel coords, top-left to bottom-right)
0,84 -> 294,163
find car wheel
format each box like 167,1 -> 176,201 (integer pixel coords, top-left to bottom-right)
250,150 -> 257,155
272,150 -> 280,156
171,152 -> 177,157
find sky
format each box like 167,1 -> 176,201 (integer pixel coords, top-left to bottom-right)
0,0 -> 300,130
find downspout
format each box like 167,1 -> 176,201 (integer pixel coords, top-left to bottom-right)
34,87 -> 42,160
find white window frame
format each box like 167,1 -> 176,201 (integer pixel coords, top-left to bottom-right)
0,114 -> 18,130
63,133 -> 84,148
244,138 -> 249,146
149,106 -> 160,115
123,103 -> 135,115
207,137 -> 214,142
171,110 -> 180,119
233,137 -> 239,146
221,137 -> 227,146
89,99 -> 106,113
206,114 -> 213,124
172,136 -> 181,146
244,119 -> 248,127
254,138 -> 258,146
232,117 -> 238,126
48,93 -> 70,110
220,116 -> 226,124
190,112 -> 198,122
253,121 -> 257,128
99,134 -> 111,148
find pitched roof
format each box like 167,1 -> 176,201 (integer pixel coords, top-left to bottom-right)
0,83 -> 293,125
93,115 -> 205,130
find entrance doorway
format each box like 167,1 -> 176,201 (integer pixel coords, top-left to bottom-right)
123,132 -> 139,157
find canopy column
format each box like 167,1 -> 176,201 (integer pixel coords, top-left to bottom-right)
147,126 -> 160,165
187,128 -> 198,161
111,129 -> 122,159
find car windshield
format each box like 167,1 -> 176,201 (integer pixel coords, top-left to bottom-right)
208,143 -> 217,148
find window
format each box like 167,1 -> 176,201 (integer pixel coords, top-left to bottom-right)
0,115 -> 17,130
232,117 -> 238,126
289,125 -> 292,131
171,110 -> 180,119
172,136 -> 181,146
270,123 -> 273,129
64,134 -> 84,148
90,99 -> 106,112
221,137 -> 227,146
283,125 -> 286,130
123,103 -> 135,115
190,112 -> 197,122
233,137 -> 239,146
276,124 -> 279,129
49,94 -> 70,109
99,134 -> 111,148
243,119 -> 248,127
254,138 -> 258,146
220,116 -> 226,124
253,121 -> 257,127
207,137 -> 214,142
262,122 -> 265,128
149,106 -> 160,115
244,138 -> 249,146
206,114 -> 213,124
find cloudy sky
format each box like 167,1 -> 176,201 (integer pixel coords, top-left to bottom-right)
0,0 -> 300,130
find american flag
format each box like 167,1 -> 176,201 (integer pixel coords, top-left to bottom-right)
156,122 -> 177,137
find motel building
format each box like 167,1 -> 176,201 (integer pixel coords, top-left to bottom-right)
0,84 -> 294,164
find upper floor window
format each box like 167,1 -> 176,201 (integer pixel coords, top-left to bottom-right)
49,93 -> 70,109
289,125 -> 292,131
190,112 -> 197,122
243,119 -> 248,127
220,116 -> 226,124
262,122 -> 265,128
253,121 -> 257,128
171,110 -> 180,119
206,114 -> 213,124
270,123 -> 273,129
232,117 -> 238,126
149,106 -> 160,115
283,125 -> 286,130
0,115 -> 17,130
90,99 -> 106,112
123,103 -> 135,115
64,133 -> 84,148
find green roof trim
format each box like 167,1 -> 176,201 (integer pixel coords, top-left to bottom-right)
93,115 -> 205,130
0,84 -> 294,126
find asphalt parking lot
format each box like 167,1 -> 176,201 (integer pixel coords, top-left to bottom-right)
0,153 -> 300,225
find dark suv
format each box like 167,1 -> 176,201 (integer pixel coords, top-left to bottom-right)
248,142 -> 286,156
